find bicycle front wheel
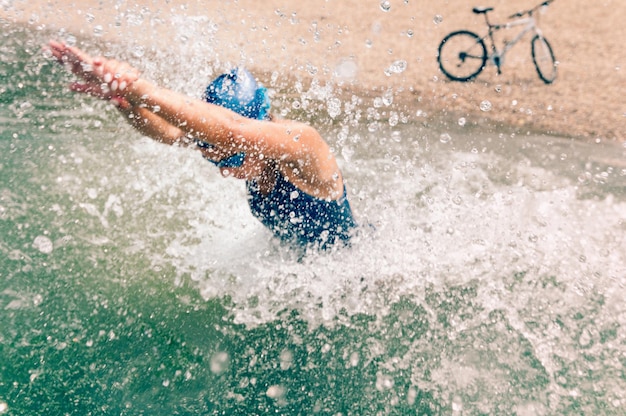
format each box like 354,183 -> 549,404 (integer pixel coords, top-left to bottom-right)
531,35 -> 557,84
437,30 -> 487,82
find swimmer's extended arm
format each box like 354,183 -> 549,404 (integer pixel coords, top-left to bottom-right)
124,79 -> 340,184
115,102 -> 185,146
116,104 -> 225,161
49,42 -> 224,160
48,41 -> 325,162
48,41 -> 343,195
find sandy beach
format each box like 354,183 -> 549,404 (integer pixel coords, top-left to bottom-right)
2,0 -> 624,141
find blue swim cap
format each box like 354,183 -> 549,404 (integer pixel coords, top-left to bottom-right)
203,68 -> 270,121
199,68 -> 270,169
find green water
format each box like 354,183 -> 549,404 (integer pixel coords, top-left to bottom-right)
1,22 -> 626,415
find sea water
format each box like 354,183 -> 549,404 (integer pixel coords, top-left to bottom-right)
1,21 -> 626,416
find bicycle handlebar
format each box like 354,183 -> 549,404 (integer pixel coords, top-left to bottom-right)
508,0 -> 555,19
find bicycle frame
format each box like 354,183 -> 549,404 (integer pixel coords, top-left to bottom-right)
483,14 -> 542,72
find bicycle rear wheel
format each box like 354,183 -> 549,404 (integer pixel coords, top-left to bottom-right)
531,35 -> 557,84
437,30 -> 487,82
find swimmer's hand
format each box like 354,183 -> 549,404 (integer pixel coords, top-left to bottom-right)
47,40 -> 140,107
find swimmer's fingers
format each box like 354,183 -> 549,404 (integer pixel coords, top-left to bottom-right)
48,41 -> 101,83
48,40 -> 140,96
97,59 -> 140,93
47,41 -> 133,85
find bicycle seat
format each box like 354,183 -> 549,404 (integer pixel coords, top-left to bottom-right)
472,7 -> 494,14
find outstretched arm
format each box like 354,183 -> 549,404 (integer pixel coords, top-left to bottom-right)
116,103 -> 186,146
48,41 -> 344,198
49,41 -> 186,146
49,42 -> 328,160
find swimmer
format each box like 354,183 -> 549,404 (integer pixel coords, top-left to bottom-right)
48,41 -> 356,250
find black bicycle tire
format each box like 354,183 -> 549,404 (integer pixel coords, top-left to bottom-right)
531,35 -> 557,84
437,30 -> 487,82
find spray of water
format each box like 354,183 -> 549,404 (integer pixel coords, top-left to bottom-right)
1,5 -> 625,414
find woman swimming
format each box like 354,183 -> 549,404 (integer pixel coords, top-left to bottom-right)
48,41 -> 356,250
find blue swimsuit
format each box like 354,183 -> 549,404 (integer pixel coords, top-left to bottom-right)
246,173 -> 356,249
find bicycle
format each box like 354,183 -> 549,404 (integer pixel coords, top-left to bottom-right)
437,0 -> 557,84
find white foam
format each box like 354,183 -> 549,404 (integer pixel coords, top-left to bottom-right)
112,135 -> 626,330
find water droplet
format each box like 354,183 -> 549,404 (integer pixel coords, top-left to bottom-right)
452,195 -> 462,205
407,29 -> 414,38
389,112 -> 399,127
349,352 -> 360,367
376,374 -> 395,391
33,235 -> 53,254
452,396 -> 463,411
85,13 -> 95,23
439,133 -> 451,143
433,15 -> 443,25
384,60 -> 407,76
365,39 -> 373,48
578,327 -> 593,347
458,117 -> 466,126
327,97 -> 341,118
334,58 -> 358,80
266,385 -> 286,399
28,13 -> 39,25
380,1 -> 391,12
342,146 -> 355,162
132,45 -> 145,58
210,352 -> 229,374
479,100 -> 492,112
382,89 -> 394,106
93,25 -> 104,37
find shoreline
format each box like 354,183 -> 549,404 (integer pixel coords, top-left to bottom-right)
2,0 -> 624,142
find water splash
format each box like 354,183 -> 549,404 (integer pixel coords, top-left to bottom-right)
1,15 -> 625,416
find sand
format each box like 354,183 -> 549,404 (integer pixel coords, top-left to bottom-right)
2,0 -> 624,141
